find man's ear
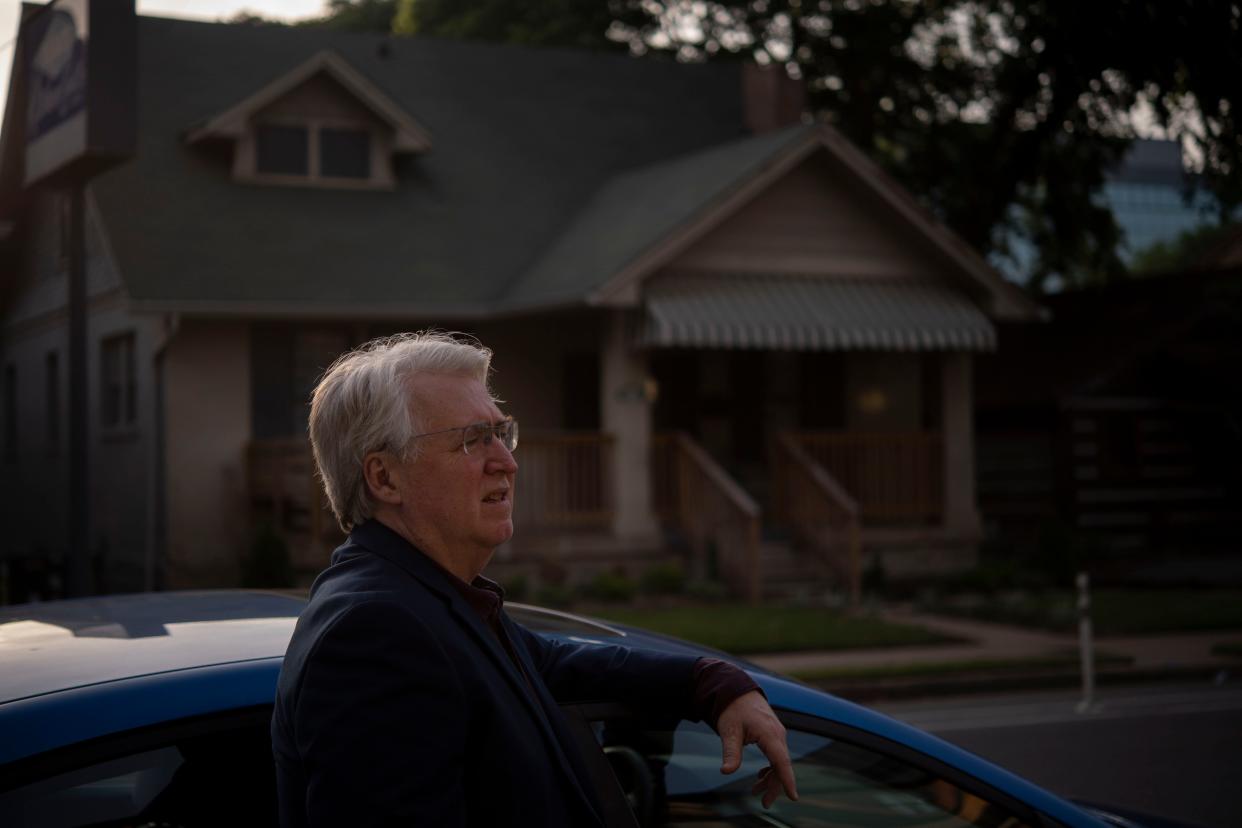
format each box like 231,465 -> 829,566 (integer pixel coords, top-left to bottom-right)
363,451 -> 404,506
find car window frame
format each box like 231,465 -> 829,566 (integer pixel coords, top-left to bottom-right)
565,701 -> 1068,828
0,705 -> 274,795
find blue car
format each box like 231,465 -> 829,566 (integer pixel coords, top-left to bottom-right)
0,591 -> 1135,827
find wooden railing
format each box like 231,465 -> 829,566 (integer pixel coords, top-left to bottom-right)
247,438 -> 340,567
788,430 -> 943,522
513,432 -> 615,532
652,433 -> 762,604
775,435 -> 861,606
248,432 -> 616,551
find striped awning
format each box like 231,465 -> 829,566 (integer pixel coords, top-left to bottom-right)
640,275 -> 996,351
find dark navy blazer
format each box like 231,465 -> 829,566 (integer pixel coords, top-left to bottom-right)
272,520 -> 698,827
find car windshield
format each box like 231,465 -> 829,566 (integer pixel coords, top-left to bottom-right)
506,603 -> 627,637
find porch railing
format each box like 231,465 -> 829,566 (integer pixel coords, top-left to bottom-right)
788,430 -> 943,522
652,432 -> 762,604
512,432 -> 615,532
248,432 -> 616,553
775,435 -> 862,606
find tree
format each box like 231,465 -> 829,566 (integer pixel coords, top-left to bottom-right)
300,0 -> 403,32
299,0 -> 1242,291
1130,221 -> 1240,275
392,0 -> 635,49
613,0 -> 1242,291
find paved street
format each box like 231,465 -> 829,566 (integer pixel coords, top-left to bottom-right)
876,683 -> 1242,828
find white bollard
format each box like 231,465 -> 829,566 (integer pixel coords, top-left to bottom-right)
1076,571 -> 1095,713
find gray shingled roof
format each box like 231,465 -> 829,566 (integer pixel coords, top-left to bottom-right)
85,17 -> 746,313
504,125 -> 811,310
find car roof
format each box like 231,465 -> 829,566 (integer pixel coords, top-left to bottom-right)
0,590 -> 713,705
0,591 -> 306,705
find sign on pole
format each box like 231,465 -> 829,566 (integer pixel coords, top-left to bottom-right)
21,0 -> 135,188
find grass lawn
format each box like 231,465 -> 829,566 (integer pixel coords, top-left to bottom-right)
922,588 -> 1242,636
586,604 -> 957,654
789,652 -> 1134,683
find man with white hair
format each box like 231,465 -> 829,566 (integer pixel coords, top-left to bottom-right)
271,331 -> 796,827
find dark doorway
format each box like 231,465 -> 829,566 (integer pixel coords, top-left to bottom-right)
562,352 -> 600,430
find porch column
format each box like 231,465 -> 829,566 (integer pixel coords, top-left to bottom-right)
941,353 -> 982,538
600,309 -> 660,540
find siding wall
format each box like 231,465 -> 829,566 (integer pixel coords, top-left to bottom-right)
0,190 -> 159,596
163,321 -> 252,586
671,153 -> 957,281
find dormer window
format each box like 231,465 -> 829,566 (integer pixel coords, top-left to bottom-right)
186,51 -> 432,192
320,128 -> 370,178
256,124 -> 310,176
253,121 -> 373,183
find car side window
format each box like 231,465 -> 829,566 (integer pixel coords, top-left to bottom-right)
581,706 -> 1040,828
0,746 -> 183,828
0,713 -> 276,828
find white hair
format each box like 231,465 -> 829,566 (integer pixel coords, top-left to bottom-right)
308,331 -> 493,531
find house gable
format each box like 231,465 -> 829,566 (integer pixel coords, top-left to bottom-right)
669,151 -> 963,283
512,125 -> 1040,321
185,50 -> 432,190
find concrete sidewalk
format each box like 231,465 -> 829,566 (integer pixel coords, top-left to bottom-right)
748,609 -> 1241,698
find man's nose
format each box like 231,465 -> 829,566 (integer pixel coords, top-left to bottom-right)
485,442 -> 518,475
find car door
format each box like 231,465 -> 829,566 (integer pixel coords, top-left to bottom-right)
0,707 -> 277,828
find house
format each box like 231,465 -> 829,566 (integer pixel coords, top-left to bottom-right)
0,17 -> 1040,602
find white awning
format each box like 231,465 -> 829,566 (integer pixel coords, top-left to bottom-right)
641,275 -> 996,351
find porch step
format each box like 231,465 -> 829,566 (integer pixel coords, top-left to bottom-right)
758,541 -> 849,602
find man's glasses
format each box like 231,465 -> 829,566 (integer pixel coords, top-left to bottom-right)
408,416 -> 519,455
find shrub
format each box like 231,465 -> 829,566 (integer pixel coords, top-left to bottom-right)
685,579 -> 728,603
580,570 -> 637,603
640,563 -> 686,595
242,524 -> 294,588
861,554 -> 886,597
534,583 -> 573,609
503,574 -> 530,602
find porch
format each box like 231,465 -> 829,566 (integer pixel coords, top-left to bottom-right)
246,427 -> 953,603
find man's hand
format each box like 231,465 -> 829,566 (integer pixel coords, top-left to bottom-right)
717,690 -> 798,808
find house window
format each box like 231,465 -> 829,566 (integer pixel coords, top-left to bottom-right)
46,351 -> 60,453
101,333 -> 137,430
255,125 -> 310,176
3,363 -> 15,462
249,121 -> 380,186
320,128 -> 370,179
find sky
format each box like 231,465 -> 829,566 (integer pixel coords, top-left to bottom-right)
0,0 -> 329,120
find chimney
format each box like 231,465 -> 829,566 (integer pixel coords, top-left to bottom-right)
742,63 -> 806,134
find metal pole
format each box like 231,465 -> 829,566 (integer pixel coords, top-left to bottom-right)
1075,571 -> 1095,713
66,184 -> 90,597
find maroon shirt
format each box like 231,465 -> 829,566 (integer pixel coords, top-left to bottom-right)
448,572 -> 760,728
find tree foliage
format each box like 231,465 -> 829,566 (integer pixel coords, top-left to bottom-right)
301,0 -> 402,32
300,0 -> 1242,291
1130,221 -> 1240,275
